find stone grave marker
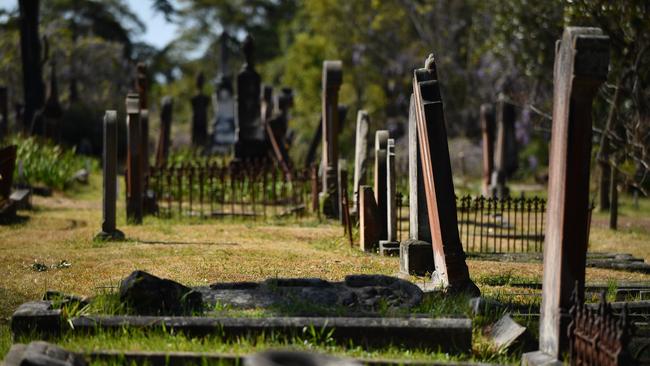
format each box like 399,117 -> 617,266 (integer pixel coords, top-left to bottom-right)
125,93 -> 143,224
352,110 -> 370,216
400,94 -> 434,276
191,72 -> 210,147
135,62 -> 148,109
380,138 -> 399,256
490,94 -> 516,199
42,61 -> 63,141
359,185 -> 380,252
412,54 -> 478,294
234,35 -> 265,159
95,111 -> 124,241
211,33 -> 237,154
480,103 -> 495,197
374,130 -> 389,241
320,60 -> 343,219
522,27 -> 609,366
155,96 -> 173,168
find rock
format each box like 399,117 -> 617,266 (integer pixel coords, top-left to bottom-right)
119,270 -> 202,315
245,350 -> 360,366
2,341 -> 87,366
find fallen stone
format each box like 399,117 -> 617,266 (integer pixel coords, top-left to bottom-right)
9,188 -> 31,210
489,314 -> 530,351
119,270 -> 203,315
2,341 -> 87,366
244,350 -> 360,366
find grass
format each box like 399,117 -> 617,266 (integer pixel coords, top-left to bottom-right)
1,171 -> 649,364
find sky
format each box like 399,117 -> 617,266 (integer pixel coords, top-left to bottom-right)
0,0 -> 179,49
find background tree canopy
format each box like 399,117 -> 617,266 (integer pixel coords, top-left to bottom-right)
0,0 -> 648,192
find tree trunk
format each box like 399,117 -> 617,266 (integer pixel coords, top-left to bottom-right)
18,0 -> 44,134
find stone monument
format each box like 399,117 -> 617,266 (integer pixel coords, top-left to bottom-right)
95,111 -> 124,240
352,110 -> 370,216
211,32 -> 237,154
191,72 -> 210,148
374,130 -> 389,241
379,138 -> 399,256
480,103 -> 495,197
125,93 -> 143,224
320,60 -> 343,219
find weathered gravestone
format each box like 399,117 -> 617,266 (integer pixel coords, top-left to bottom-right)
95,111 -> 124,241
522,27 -> 609,366
352,110 -> 370,216
412,55 -> 478,294
379,138 -> 399,256
18,0 -> 45,134
400,94 -> 434,276
41,61 -> 63,141
320,60 -> 343,219
374,130 -> 389,241
234,35 -> 266,160
480,103 -> 495,197
125,93 -> 143,224
211,33 -> 236,155
359,185 -> 380,252
155,96 -> 173,168
489,94 -> 517,199
191,72 -> 210,148
0,86 -> 7,138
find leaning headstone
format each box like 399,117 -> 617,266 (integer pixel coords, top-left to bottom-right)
211,32 -> 237,154
359,185 -> 380,252
155,96 -> 173,168
191,72 -> 210,148
125,93 -> 143,224
95,111 -> 124,241
352,110 -> 370,215
490,94 -> 516,199
374,130 -> 389,241
234,35 -> 266,159
379,139 -> 399,256
0,86 -> 8,138
320,60 -> 343,219
522,27 -> 609,366
480,103 -> 495,197
400,94 -> 434,275
490,314 -> 531,351
412,54 -> 478,294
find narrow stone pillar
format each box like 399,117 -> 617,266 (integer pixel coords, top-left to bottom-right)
480,103 -> 495,197
490,94 -> 516,199
522,27 -> 609,366
352,111 -> 370,216
400,94 -> 434,275
374,130 -> 389,241
140,109 -> 149,177
191,72 -> 209,148
413,54 -> 478,295
359,185 -> 380,252
320,60 -> 343,219
337,159 -> 348,225
155,97 -> 173,168
95,111 -> 124,241
380,138 -> 399,256
126,93 -> 143,224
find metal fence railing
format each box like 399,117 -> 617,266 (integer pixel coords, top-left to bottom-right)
146,160 -> 315,219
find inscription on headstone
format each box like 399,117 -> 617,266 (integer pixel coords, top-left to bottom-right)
522,27 -> 609,366
320,60 -> 343,219
412,54 -> 478,294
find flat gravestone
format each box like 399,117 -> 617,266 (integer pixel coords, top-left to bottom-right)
522,27 -> 609,366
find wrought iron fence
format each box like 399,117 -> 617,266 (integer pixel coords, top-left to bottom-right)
146,159 -> 315,219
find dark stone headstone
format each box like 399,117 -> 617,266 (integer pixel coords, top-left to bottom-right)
320,60 -> 343,219
95,111 -> 124,241
359,185 -> 380,252
155,96 -> 173,168
119,270 -> 202,315
191,72 -> 210,147
125,94 -> 143,224
235,35 -> 266,159
490,94 -> 516,199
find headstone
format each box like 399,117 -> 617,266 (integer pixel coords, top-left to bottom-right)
305,105 -> 347,170
135,62 -> 148,109
352,110 -> 370,215
490,314 -> 530,351
155,96 -> 173,168
211,32 -> 236,154
41,61 -> 63,141
522,27 -> 609,366
379,139 -> 399,256
412,54 -> 478,295
0,86 -> 8,138
320,60 -> 343,219
374,130 -> 389,240
480,103 -> 495,197
95,111 -> 124,241
140,109 -> 149,176
191,72 -> 210,148
359,185 -> 380,252
125,93 -> 143,224
234,35 -> 265,159
337,159 -> 348,225
400,94 -> 434,276
490,94 -> 516,199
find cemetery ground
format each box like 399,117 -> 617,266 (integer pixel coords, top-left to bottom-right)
1,170 -> 649,364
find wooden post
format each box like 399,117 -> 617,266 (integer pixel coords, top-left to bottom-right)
412,54 -> 478,295
522,27 -> 609,366
320,60 -> 343,219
